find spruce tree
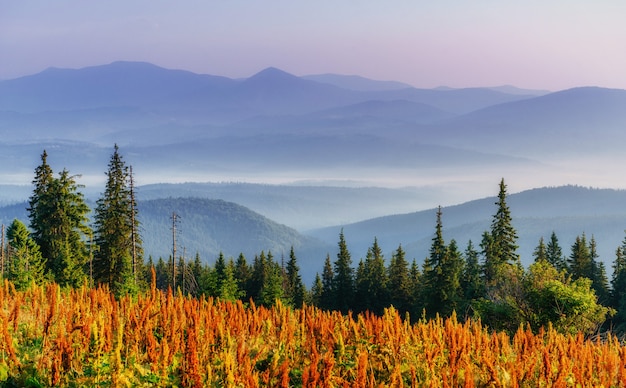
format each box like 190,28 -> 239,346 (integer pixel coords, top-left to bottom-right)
546,231 -> 567,272
333,230 -> 355,313
355,238 -> 388,315
93,145 -> 142,296
422,206 -> 463,317
234,253 -> 252,299
611,240 -> 626,329
568,234 -> 592,280
461,240 -> 484,311
6,219 -> 46,290
217,258 -> 242,301
387,244 -> 412,315
320,254 -> 334,310
29,166 -> 92,287
533,237 -> 548,263
285,247 -> 306,307
310,273 -> 324,307
489,179 -> 519,267
27,150 -> 54,266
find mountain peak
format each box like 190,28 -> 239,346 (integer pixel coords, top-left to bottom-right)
247,67 -> 298,81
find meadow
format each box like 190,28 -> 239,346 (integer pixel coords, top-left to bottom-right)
1,275 -> 625,387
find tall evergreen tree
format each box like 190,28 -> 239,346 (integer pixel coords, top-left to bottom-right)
588,236 -> 610,305
387,244 -> 412,315
333,230 -> 354,314
533,237 -> 548,263
422,206 -> 447,317
6,219 -> 46,290
234,253 -> 252,300
568,234 -> 592,280
611,240 -> 626,329
546,231 -> 567,272
488,178 -> 519,268
355,238 -> 388,315
28,150 -> 54,264
461,240 -> 484,313
93,145 -> 142,296
285,247 -> 306,307
310,273 -> 324,307
29,167 -> 92,287
319,254 -> 334,310
422,207 -> 463,317
217,258 -> 242,301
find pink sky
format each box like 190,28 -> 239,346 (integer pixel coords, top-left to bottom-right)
1,1 -> 625,90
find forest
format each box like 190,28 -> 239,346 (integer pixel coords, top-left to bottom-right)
3,147 -> 626,385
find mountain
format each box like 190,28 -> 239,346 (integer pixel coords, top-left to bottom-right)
432,87 -> 626,158
1,61 -> 626,201
0,61 -> 236,112
307,186 -> 626,271
137,198 -> 328,268
302,73 -> 415,91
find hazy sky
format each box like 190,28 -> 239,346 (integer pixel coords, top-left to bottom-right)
1,1 -> 625,90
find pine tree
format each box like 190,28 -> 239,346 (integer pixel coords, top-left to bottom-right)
461,240 -> 484,313
611,240 -> 626,329
546,231 -> 567,272
217,258 -> 242,301
422,206 -> 462,317
333,230 -> 355,314
28,152 -> 93,286
354,238 -> 388,315
489,178 -> 519,267
320,254 -> 334,310
533,237 -> 548,263
93,145 -> 142,296
234,253 -> 252,300
568,234 -> 592,280
310,273 -> 324,307
27,150 -> 54,266
422,206 -> 445,316
589,236 -> 610,305
154,257 -> 169,290
258,256 -> 285,306
250,251 -> 269,301
6,219 -> 46,290
387,244 -> 412,315
285,247 -> 305,307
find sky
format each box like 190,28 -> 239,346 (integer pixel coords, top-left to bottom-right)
1,1 -> 625,90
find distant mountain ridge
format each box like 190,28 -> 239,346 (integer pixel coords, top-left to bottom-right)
1,61 -> 625,205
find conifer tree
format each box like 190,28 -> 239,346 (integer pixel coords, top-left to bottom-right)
6,219 -> 46,290
285,247 -> 306,307
320,254 -> 334,310
28,150 -> 54,264
333,230 -> 355,313
234,253 -> 252,299
568,234 -> 592,280
310,273 -> 324,306
588,236 -> 610,305
533,237 -> 548,263
422,207 -> 462,317
546,231 -> 567,272
488,178 -> 519,268
93,145 -> 142,296
258,256 -> 285,306
611,240 -> 626,329
409,259 -> 423,318
355,238 -> 388,315
28,163 -> 92,287
217,258 -> 242,301
460,240 -> 484,314
387,244 -> 412,315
